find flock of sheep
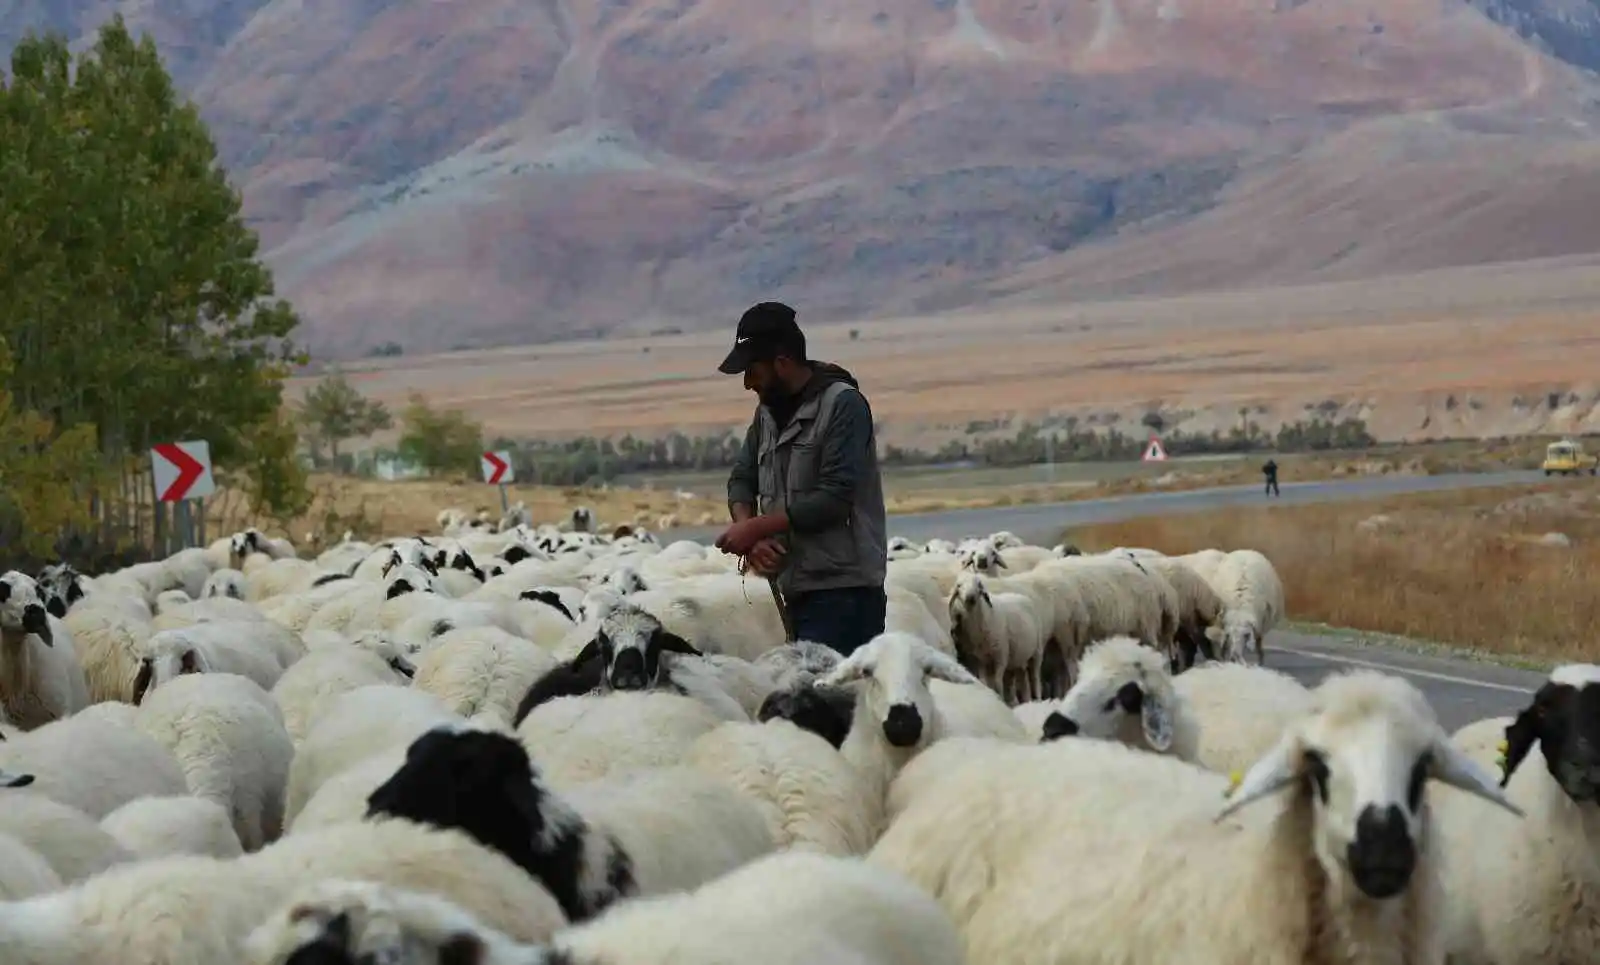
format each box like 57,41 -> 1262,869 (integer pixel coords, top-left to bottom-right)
0,506 -> 1592,965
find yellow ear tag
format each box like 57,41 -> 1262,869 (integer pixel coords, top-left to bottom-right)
1225,770 -> 1243,796
1495,740 -> 1509,774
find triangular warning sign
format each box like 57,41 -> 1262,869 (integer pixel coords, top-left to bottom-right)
1142,436 -> 1167,462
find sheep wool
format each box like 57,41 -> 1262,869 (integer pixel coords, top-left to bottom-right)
100,795 -> 245,860
133,672 -> 294,850
685,719 -> 882,856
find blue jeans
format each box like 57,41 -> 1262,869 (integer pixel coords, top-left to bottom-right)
788,586 -> 887,657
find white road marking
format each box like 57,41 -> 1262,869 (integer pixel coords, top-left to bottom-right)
1272,646 -> 1537,695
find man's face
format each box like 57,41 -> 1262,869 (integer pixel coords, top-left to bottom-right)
744,358 -> 779,400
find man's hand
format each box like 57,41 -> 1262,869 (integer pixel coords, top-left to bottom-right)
744,537 -> 786,577
715,514 -> 784,557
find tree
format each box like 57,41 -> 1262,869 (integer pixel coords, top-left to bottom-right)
397,394 -> 484,476
0,16 -> 308,552
297,370 -> 394,468
0,338 -> 104,561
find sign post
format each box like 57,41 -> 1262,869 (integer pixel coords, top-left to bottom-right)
152,440 -> 216,551
481,450 -> 514,513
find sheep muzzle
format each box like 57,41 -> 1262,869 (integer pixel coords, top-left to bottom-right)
1041,712 -> 1078,742
1346,803 -> 1417,900
20,604 -> 51,645
882,703 -> 923,747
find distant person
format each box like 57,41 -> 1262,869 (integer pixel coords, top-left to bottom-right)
714,301 -> 888,657
1263,458 -> 1280,497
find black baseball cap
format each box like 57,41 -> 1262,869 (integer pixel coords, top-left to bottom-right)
717,302 -> 806,375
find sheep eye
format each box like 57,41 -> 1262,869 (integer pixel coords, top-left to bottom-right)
1303,749 -> 1331,803
1407,753 -> 1430,812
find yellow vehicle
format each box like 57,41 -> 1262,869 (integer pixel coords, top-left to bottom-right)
1542,439 -> 1598,476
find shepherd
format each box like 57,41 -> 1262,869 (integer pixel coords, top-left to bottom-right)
713,302 -> 889,657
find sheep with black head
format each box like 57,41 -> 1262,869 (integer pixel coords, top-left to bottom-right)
0,571 -> 90,729
512,598 -> 744,723
1436,663 -> 1600,965
367,725 -> 774,927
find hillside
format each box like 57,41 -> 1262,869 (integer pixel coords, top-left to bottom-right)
7,0 -> 1600,356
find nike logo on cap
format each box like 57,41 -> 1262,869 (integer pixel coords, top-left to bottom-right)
735,336 -> 751,344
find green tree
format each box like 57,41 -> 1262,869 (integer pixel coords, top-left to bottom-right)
0,16 -> 308,552
297,370 -> 394,468
397,394 -> 484,476
0,338 -> 104,560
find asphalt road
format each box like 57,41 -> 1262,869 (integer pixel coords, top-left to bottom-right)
1264,630 -> 1543,732
668,467 -> 1553,731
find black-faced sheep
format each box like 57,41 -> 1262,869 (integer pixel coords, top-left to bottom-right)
511,599 -> 738,724
0,571 -> 91,729
366,725 -> 630,924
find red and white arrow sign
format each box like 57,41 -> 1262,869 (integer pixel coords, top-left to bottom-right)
481,450 -> 514,485
151,440 -> 216,502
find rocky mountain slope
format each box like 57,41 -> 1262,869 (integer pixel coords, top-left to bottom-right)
7,0 -> 1600,357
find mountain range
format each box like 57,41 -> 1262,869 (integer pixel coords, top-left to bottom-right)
8,0 -> 1600,357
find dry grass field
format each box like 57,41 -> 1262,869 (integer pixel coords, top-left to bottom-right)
1069,481 -> 1600,663
298,271 -> 1600,449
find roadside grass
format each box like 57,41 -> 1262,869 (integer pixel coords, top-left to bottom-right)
1066,481 -> 1600,664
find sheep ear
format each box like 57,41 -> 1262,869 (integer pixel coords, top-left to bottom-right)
1499,699 -> 1543,787
919,648 -> 982,687
45,596 -> 67,619
655,631 -> 701,657
1216,732 -> 1302,821
821,652 -> 877,688
1430,733 -> 1524,818
1139,686 -> 1174,753
573,638 -> 605,666
132,659 -> 154,705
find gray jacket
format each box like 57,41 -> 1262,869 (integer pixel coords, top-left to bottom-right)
726,363 -> 887,598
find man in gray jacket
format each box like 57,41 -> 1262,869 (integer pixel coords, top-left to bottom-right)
714,301 -> 889,656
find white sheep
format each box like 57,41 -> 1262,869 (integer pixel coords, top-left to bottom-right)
413,625 -> 559,725
284,685 -> 462,824
0,571 -> 91,729
130,621 -> 292,702
1042,635 -> 1200,762
811,631 -> 1023,831
269,632 -> 416,742
0,712 -> 188,818
132,672 -> 294,850
868,670 -> 1524,965
1172,660 -> 1314,774
685,718 -> 882,856
0,789 -> 133,884
0,831 -> 60,900
515,690 -> 727,788
230,527 -> 297,565
1434,663 -> 1600,965
245,851 -> 967,965
0,820 -> 567,963
200,568 -> 248,600
99,795 -> 245,859
1199,548 -> 1285,664
947,571 -> 1044,704
57,602 -> 151,703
